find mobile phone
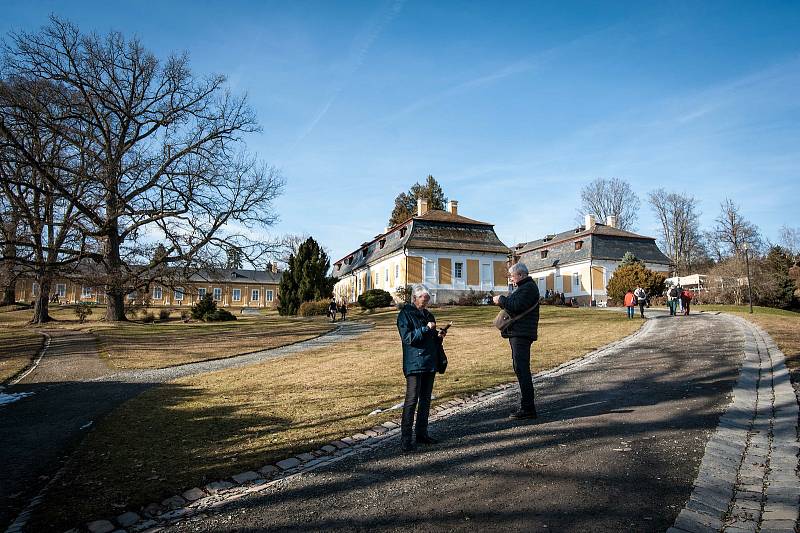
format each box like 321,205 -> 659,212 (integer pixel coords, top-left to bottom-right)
440,322 -> 452,333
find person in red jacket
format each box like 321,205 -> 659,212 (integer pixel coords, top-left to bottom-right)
681,289 -> 693,315
623,289 -> 636,319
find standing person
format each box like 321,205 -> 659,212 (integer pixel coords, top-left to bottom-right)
681,288 -> 693,315
634,286 -> 647,318
339,300 -> 347,321
624,289 -> 636,319
667,284 -> 679,316
397,285 -> 447,451
328,297 -> 338,322
492,262 -> 541,419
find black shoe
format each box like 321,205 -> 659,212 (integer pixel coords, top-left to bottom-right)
400,439 -> 415,452
509,409 -> 538,420
416,435 -> 439,445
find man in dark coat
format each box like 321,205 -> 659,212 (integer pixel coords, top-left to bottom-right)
397,285 -> 447,451
493,262 -> 540,419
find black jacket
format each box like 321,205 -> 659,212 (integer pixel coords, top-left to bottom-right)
397,303 -> 440,375
497,276 -> 540,339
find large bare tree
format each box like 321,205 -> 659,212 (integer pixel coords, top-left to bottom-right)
711,198 -> 762,259
778,225 -> 800,257
578,177 -> 638,231
648,189 -> 706,275
0,190 -> 23,305
0,17 -> 283,321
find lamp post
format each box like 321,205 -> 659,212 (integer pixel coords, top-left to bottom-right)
744,243 -> 753,314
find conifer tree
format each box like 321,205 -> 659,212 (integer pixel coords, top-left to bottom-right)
388,175 -> 448,226
277,237 -> 336,315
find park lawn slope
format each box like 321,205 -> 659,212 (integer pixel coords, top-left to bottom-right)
0,328 -> 44,383
34,306 -> 641,530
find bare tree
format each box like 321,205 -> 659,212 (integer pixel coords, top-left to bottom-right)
711,198 -> 762,259
648,189 -> 706,275
0,17 -> 284,321
778,225 -> 800,257
578,177 -> 638,231
0,192 -> 24,305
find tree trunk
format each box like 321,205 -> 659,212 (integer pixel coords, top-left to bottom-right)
1,215 -> 18,306
31,274 -> 52,324
1,285 -> 15,306
103,223 -> 127,322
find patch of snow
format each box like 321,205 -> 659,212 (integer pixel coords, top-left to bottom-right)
0,391 -> 34,407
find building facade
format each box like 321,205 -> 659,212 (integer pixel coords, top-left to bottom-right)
13,267 -> 281,309
333,200 -> 512,304
513,215 -> 672,305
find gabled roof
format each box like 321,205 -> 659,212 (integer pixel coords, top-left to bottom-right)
334,209 -> 510,278
187,268 -> 281,285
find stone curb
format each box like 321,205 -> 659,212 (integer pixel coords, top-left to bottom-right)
668,315 -> 800,533
71,317 -> 661,533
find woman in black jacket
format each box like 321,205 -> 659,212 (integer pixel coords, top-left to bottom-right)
397,284 -> 447,452
493,262 -> 541,419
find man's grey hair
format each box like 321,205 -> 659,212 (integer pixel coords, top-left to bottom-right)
509,262 -> 528,277
412,284 -> 430,298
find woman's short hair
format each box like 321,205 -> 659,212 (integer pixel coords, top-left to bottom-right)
412,284 -> 430,299
508,262 -> 528,277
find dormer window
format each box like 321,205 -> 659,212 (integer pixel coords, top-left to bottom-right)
347,256 -> 353,265
400,227 -> 407,238
575,241 -> 583,250
362,248 -> 368,258
379,239 -> 386,249
541,250 -> 548,259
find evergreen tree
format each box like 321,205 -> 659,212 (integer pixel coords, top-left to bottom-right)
388,175 -> 448,226
760,246 -> 797,309
277,237 -> 337,315
607,261 -> 667,304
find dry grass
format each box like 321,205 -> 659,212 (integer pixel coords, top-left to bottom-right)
33,306 -> 640,530
0,328 -> 44,383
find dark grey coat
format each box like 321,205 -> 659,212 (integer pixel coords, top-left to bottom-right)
397,303 -> 440,375
497,276 -> 540,339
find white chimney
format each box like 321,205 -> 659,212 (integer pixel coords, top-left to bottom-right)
584,214 -> 596,229
606,215 -> 618,228
417,198 -> 429,216
447,200 -> 458,215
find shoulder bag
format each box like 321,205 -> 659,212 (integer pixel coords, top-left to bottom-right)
494,300 -> 540,331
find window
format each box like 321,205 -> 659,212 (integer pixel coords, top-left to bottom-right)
573,273 -> 580,288
454,262 -> 463,279
375,272 -> 380,287
540,250 -> 548,259
81,286 -> 93,298
575,241 -> 583,250
56,284 -> 66,298
379,239 -> 386,249
425,260 -> 435,279
152,286 -> 163,300
127,291 -> 136,300
174,287 -> 184,301
213,287 -> 222,301
400,227 -> 407,237
251,289 -> 260,302
395,264 -> 399,278
266,290 -> 273,302
198,287 -> 207,299
385,268 -> 389,282
32,282 -> 39,296
232,289 -> 241,302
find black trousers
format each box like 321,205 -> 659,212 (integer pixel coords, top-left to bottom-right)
509,336 -> 536,411
401,372 -> 436,440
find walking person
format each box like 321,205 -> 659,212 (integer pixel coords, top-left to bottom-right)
634,286 -> 647,318
680,288 -> 693,315
328,297 -> 338,322
624,289 -> 636,319
397,285 -> 447,451
667,284 -> 679,316
492,262 -> 541,419
339,300 -> 347,321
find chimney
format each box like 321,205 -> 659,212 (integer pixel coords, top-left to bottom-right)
447,200 -> 458,215
417,198 -> 429,216
584,214 -> 596,229
606,215 -> 618,228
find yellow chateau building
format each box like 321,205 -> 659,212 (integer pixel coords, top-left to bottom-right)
333,200 -> 511,304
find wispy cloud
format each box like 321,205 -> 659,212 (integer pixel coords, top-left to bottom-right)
289,0 -> 406,151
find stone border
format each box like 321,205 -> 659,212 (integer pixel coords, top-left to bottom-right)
668,315 -> 799,533
69,318 -> 659,533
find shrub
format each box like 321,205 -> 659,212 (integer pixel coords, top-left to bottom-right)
395,285 -> 412,304
125,306 -> 140,319
158,309 -> 171,320
74,303 -> 93,323
607,262 -> 667,304
191,294 -> 217,320
180,309 -> 191,321
456,288 -> 488,306
207,308 -> 236,321
358,289 -> 393,310
141,311 -> 155,323
299,300 -> 330,317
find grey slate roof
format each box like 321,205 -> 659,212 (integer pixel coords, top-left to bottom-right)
334,210 -> 510,278
516,223 -> 671,272
186,268 -> 282,285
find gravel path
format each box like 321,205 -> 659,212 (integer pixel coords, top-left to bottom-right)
166,313 -> 752,533
0,321 -> 371,531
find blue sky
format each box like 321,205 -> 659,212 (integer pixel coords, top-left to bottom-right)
2,1 -> 799,263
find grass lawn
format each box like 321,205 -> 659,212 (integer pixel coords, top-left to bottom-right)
0,328 -> 45,383
33,305 -> 641,530
0,306 -> 334,370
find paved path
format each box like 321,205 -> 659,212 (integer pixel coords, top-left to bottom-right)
161,312 -> 798,533
0,321 -> 371,531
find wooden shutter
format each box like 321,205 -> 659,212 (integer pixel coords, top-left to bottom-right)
407,256 -> 423,283
562,275 -> 571,293
466,259 -> 479,285
546,273 -> 554,290
438,258 -> 452,285
493,261 -> 507,287
592,266 -> 605,291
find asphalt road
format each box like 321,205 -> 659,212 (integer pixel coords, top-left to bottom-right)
169,313 -> 744,533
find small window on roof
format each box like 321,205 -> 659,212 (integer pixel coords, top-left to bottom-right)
575,241 -> 583,250
541,250 -> 548,259
379,239 -> 386,249
400,227 -> 407,238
